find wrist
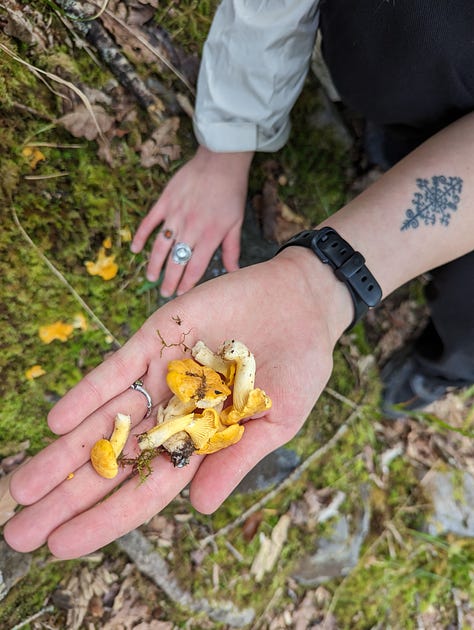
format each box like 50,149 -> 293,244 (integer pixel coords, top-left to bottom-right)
195,145 -> 254,174
274,246 -> 355,346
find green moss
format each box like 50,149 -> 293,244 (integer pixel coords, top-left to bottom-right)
0,551 -> 78,628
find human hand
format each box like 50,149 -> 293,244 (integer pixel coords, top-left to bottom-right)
131,145 -> 253,297
4,248 -> 352,559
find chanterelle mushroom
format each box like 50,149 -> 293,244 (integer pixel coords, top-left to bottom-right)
218,340 -> 272,424
117,339 -> 271,474
90,412 -> 131,478
166,358 -> 231,408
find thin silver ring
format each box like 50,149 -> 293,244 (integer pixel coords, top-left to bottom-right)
130,379 -> 152,418
171,242 -> 193,265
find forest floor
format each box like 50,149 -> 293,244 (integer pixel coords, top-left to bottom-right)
1,1 -> 474,628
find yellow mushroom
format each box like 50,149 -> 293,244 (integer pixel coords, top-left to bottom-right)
166,359 -> 231,409
138,408 -> 224,467
220,388 -> 272,426
219,340 -> 256,411
90,412 -> 131,478
191,340 -> 235,385
195,423 -> 245,455
137,413 -> 195,451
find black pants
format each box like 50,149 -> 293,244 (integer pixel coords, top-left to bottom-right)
320,0 -> 474,382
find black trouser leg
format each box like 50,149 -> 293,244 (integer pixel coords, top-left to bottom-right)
320,0 -> 474,383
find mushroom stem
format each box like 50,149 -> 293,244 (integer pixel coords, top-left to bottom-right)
138,413 -> 194,450
192,340 -> 234,383
220,340 -> 256,411
109,412 -> 132,457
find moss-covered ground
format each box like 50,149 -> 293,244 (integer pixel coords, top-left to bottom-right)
1,2 -> 474,628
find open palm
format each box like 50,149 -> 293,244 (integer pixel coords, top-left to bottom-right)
4,252 -> 337,559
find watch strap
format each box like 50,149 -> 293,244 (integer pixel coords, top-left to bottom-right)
276,227 -> 382,330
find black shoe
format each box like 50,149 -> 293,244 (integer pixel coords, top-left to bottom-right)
380,347 -> 467,419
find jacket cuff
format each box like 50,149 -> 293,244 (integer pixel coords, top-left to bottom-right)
193,117 -> 291,153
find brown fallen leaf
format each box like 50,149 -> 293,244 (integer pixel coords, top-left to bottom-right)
139,117 -> 181,170
242,511 -> 264,542
58,104 -> 114,141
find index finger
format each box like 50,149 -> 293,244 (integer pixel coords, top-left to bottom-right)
48,326 -> 153,435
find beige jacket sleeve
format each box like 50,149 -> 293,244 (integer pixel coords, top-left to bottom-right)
193,0 -> 320,153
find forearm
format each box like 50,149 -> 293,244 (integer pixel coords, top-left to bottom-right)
323,113 -> 474,297
281,112 -> 474,341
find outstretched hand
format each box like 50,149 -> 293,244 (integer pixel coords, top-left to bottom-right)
4,249 -> 348,559
131,146 -> 253,297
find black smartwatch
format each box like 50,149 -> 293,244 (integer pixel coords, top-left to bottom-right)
276,227 -> 382,330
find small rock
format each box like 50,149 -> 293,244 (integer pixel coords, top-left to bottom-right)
422,469 -> 474,536
0,541 -> 32,602
234,447 -> 300,494
292,486 -> 371,585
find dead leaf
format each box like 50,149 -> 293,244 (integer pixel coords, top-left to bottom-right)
2,4 -> 48,49
58,104 -> 114,141
139,117 -> 181,170
0,475 -> 18,526
250,513 -> 291,582
242,511 -> 264,542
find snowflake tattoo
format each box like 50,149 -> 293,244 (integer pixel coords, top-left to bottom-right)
401,175 -> 463,231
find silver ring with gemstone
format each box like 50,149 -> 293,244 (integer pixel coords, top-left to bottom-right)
171,242 -> 193,265
130,379 -> 152,418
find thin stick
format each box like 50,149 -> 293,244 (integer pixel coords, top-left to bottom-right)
99,5 -> 196,96
10,605 -> 54,630
24,172 -> 70,180
12,208 -> 121,347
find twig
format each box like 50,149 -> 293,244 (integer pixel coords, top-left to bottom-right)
99,5 -> 196,96
156,328 -> 192,357
54,0 -> 166,124
11,101 -> 55,122
24,172 -> 70,180
12,208 -> 121,347
199,406 -> 362,547
9,605 -> 54,630
324,386 -> 359,408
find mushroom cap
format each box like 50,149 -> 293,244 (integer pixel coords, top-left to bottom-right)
90,439 -> 119,479
220,388 -> 272,426
195,423 -> 245,455
166,359 -> 231,408
184,408 -> 221,449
